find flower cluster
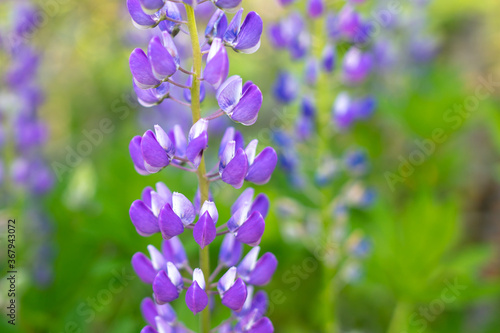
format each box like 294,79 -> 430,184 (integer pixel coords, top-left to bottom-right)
269,0 -> 376,131
267,0 -> 376,277
126,1 -> 277,332
0,2 -> 55,287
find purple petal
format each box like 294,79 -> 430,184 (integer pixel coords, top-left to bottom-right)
127,0 -> 156,28
248,317 -> 274,333
237,246 -> 260,278
186,132 -> 208,167
139,0 -> 164,14
141,326 -> 157,333
219,234 -> 243,266
221,148 -> 248,189
161,31 -> 180,66
214,0 -> 243,11
216,76 -> 242,113
148,36 -> 177,80
142,186 -> 154,206
304,57 -> 319,85
132,252 -> 157,284
140,297 -> 158,326
185,281 -> 208,314
245,147 -> 277,184
231,188 -> 254,214
154,125 -> 175,154
169,125 -> 187,157
141,130 -> 171,169
147,245 -> 166,271
307,0 -> 324,18
158,204 -> 184,239
130,200 -> 160,236
248,253 -> 277,286
273,71 -> 299,104
129,136 -> 149,175
162,237 -> 187,268
204,38 -> 229,89
230,83 -> 262,125
134,81 -> 169,107
200,201 -> 218,224
156,182 -> 173,205
172,192 -> 196,225
221,278 -> 247,311
233,12 -> 262,54
193,212 -> 216,249
235,211 -> 265,246
205,9 -> 228,40
130,48 -> 160,89
153,270 -> 181,304
223,8 -> 243,44
250,194 -> 269,218
157,303 -> 177,323
183,75 -> 206,103
322,44 -> 335,72
250,291 -> 269,317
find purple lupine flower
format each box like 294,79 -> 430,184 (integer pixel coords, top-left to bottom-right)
244,140 -> 278,185
193,201 -> 218,248
139,0 -> 165,15
148,33 -> 179,80
127,0 -> 158,29
276,0 -> 296,6
158,192 -> 196,238
186,119 -> 209,167
218,130 -> 277,188
129,182 -> 196,237
211,0 -> 242,11
132,244 -> 166,284
304,57 -> 319,85
185,268 -> 208,314
219,233 -> 243,266
162,236 -> 188,269
216,76 -> 263,126
223,9 -> 263,54
206,9 -> 229,42
342,47 -> 373,84
217,266 -> 247,311
141,125 -> 176,172
337,5 -> 362,40
237,246 -> 278,286
134,81 -> 170,107
307,0 -> 324,19
204,38 -> 229,88
226,188 -> 268,245
140,297 -> 177,329
132,237 -> 189,284
272,71 -> 299,104
219,140 -> 248,188
130,48 -> 161,89
296,96 -> 316,140
153,262 -> 184,304
322,44 -> 335,72
332,92 -> 356,129
126,0 -> 277,329
158,2 -> 183,36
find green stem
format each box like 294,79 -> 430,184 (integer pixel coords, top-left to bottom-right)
185,5 -> 210,333
387,301 -> 411,333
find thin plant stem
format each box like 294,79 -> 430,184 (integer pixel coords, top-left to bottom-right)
169,95 -> 191,107
185,5 -> 211,333
168,78 -> 192,89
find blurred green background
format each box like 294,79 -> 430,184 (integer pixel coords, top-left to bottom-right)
1,0 -> 500,332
